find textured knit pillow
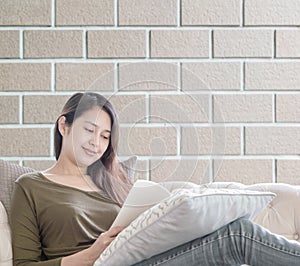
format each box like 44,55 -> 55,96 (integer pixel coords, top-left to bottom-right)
0,160 -> 34,221
94,187 -> 275,266
120,156 -> 137,181
0,201 -> 12,266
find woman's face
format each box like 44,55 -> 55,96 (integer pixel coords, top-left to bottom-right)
63,106 -> 112,168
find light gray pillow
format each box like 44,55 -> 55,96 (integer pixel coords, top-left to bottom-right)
95,187 -> 275,266
0,160 -> 34,221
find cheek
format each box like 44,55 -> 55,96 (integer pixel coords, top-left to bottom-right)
73,129 -> 89,142
102,140 -> 110,151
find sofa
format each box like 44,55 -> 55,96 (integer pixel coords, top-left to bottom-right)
1,159 -> 300,265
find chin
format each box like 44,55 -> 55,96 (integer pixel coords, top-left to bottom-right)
74,157 -> 94,169
74,150 -> 102,168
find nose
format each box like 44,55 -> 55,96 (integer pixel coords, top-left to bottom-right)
89,133 -> 101,151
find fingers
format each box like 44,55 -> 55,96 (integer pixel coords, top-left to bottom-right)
98,226 -> 124,249
102,227 -> 123,247
107,226 -> 124,237
103,237 -> 115,247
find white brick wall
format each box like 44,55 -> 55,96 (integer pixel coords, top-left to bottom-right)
0,0 -> 300,185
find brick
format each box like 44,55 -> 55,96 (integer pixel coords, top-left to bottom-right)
182,62 -> 240,91
88,31 -> 146,58
150,159 -> 210,184
0,128 -> 50,156
246,127 -> 300,155
0,31 -> 19,58
23,160 -> 55,171
0,0 -> 51,26
182,0 -> 240,26
150,94 -> 209,123
24,95 -> 70,124
276,94 -> 300,122
108,94 -> 147,124
245,0 -> 300,26
214,159 -> 273,184
119,0 -> 177,26
56,63 -> 114,91
151,30 -> 209,58
181,127 -> 241,155
119,62 -> 178,91
0,96 -> 19,123
0,63 -> 51,91
56,0 -> 114,26
24,30 -> 83,58
277,160 -> 300,185
245,62 -> 300,91
276,30 -> 300,58
118,126 -> 177,156
214,94 -> 273,122
214,30 -> 273,58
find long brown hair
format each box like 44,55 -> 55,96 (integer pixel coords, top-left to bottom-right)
54,92 -> 132,206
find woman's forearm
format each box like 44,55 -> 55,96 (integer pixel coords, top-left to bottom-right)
61,227 -> 123,266
61,245 -> 100,266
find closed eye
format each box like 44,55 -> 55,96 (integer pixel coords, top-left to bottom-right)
84,127 -> 93,133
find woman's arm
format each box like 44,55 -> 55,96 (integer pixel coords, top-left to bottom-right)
61,227 -> 123,266
11,183 -> 61,266
11,182 -> 123,266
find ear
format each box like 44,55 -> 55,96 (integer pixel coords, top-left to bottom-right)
57,116 -> 68,136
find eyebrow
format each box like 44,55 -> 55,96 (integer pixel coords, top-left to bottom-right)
84,121 -> 111,133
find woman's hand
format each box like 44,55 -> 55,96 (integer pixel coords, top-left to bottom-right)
61,226 -> 124,266
92,226 -> 124,254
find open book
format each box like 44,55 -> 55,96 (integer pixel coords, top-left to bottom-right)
110,180 -> 171,228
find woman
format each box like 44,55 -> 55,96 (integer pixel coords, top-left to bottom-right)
11,92 -> 131,266
11,92 -> 300,266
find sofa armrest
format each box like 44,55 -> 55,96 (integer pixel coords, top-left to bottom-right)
208,182 -> 300,243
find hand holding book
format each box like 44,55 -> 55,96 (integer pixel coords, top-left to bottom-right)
111,180 -> 171,228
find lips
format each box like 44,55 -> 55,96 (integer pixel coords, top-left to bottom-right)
82,146 -> 97,157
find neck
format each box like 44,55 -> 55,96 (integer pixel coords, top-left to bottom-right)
48,157 -> 88,176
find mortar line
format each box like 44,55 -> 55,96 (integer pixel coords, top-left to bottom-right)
273,94 -> 276,123
20,30 -> 24,59
114,0 -> 118,26
51,63 -> 55,92
146,29 -> 150,59
241,0 -> 245,27
178,0 -> 181,27
114,62 -> 119,92
19,95 -> 23,124
52,0 -> 56,27
273,159 -> 277,183
178,62 -> 182,91
273,30 -> 276,58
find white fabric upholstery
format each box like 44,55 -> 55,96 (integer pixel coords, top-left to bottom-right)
242,183 -> 300,243
164,181 -> 300,243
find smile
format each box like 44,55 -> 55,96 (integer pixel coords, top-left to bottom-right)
82,147 -> 97,156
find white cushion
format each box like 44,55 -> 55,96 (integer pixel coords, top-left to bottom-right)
0,201 -> 13,266
95,187 -> 275,266
206,182 -> 300,243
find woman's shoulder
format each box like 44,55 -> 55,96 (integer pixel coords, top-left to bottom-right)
15,171 -> 44,187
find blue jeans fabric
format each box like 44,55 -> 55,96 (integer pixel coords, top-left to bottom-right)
133,218 -> 300,266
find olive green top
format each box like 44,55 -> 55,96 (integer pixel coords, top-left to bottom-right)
11,172 -> 120,266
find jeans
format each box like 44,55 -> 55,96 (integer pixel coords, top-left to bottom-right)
133,218 -> 300,266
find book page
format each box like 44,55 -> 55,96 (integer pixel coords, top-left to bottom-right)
111,180 -> 171,228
